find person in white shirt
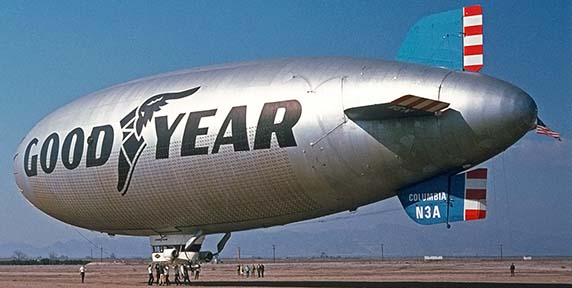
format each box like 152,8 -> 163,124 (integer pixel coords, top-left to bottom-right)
79,265 -> 86,283
164,265 -> 170,285
182,264 -> 190,285
147,264 -> 154,285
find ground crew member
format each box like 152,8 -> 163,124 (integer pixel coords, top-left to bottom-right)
165,265 -> 171,285
79,265 -> 86,283
159,265 -> 165,286
510,263 -> 515,276
194,265 -> 201,280
257,264 -> 261,277
244,264 -> 250,277
174,264 -> 181,285
148,264 -> 154,285
182,265 -> 190,285
155,264 -> 161,285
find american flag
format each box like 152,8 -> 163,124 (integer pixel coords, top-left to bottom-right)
536,118 -> 561,141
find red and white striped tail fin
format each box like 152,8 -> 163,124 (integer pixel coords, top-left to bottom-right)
463,5 -> 483,72
464,169 -> 487,220
397,4 -> 485,73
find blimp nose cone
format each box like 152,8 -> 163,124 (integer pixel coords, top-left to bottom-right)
440,72 -> 537,153
504,87 -> 537,132
486,81 -> 538,141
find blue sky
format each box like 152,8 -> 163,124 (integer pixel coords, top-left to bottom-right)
0,1 -> 570,256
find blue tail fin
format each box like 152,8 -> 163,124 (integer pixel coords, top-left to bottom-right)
397,5 -> 483,72
397,168 -> 487,226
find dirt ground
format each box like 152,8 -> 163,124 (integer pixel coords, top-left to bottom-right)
0,259 -> 571,287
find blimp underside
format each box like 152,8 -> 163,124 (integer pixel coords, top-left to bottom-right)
14,4 -> 555,264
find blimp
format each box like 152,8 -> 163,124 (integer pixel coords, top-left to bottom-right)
12,5 -> 556,264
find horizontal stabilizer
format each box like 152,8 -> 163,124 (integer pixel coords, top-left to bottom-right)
344,95 -> 449,121
397,168 -> 487,225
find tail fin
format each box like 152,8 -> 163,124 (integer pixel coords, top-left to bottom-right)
397,168 -> 487,226
397,5 -> 483,72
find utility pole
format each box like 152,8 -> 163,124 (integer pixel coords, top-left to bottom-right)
272,244 -> 276,263
381,243 -> 384,261
90,248 -> 93,259
500,244 -> 503,261
100,247 -> 103,262
237,246 -> 241,263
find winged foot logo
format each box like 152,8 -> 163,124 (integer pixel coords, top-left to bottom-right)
117,87 -> 200,195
